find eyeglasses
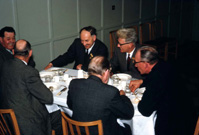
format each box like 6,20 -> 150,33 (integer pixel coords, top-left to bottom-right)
117,41 -> 132,46
132,60 -> 145,65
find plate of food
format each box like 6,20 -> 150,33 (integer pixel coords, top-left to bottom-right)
111,73 -> 132,81
40,72 -> 55,78
44,82 -> 61,91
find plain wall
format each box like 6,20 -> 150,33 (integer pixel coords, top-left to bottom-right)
0,0 -> 195,71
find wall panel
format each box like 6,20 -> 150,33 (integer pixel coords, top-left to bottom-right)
79,0 -> 101,29
103,0 -> 122,28
32,42 -> 51,70
0,0 -> 15,29
124,0 -> 140,24
52,0 -> 78,38
16,0 -> 50,43
141,0 -> 156,20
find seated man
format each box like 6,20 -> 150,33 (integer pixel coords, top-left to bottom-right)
129,46 -> 196,135
45,26 -> 108,71
67,56 -> 134,135
0,26 -> 35,70
110,28 -> 142,79
0,39 -> 53,135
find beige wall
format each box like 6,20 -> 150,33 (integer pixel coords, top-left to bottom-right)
0,0 -> 195,71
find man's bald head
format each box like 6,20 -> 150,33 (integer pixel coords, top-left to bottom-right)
13,39 -> 32,57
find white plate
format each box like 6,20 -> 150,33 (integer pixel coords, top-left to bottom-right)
46,67 -> 66,72
44,82 -> 61,90
40,72 -> 55,78
111,73 -> 132,81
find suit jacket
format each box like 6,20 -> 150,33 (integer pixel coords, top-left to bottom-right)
110,44 -> 142,79
67,75 -> 134,135
51,38 -> 108,71
0,58 -> 53,135
0,43 -> 36,72
138,61 -> 195,135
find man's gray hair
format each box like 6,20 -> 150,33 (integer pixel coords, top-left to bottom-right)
88,56 -> 110,76
139,46 -> 159,64
116,28 -> 137,43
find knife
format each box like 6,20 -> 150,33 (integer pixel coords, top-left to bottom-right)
56,87 -> 67,96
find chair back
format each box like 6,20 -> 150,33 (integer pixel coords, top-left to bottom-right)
139,22 -> 153,45
61,112 -> 103,135
109,29 -> 118,58
194,116 -> 199,135
0,109 -> 20,135
151,19 -> 163,39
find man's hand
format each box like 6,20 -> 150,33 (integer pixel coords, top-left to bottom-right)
129,79 -> 143,93
45,63 -> 53,70
120,90 -> 126,96
76,64 -> 82,70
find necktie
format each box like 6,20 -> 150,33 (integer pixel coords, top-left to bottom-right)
127,53 -> 131,71
84,49 -> 89,67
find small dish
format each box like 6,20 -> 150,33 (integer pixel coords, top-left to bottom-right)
44,82 -> 61,91
111,73 -> 132,81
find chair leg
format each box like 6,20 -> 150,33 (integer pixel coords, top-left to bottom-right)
52,130 -> 55,135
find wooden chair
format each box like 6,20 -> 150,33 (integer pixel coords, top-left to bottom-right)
194,116 -> 199,135
61,112 -> 103,135
139,22 -> 170,61
109,29 -> 118,58
151,20 -> 178,60
0,109 -> 56,135
0,109 -> 20,135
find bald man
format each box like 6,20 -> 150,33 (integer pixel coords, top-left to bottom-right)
0,39 -> 53,135
45,26 -> 108,71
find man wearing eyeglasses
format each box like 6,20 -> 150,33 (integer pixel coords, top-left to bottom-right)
129,46 -> 196,135
110,28 -> 142,79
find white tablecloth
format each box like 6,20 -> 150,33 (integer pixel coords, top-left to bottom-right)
41,68 -> 156,135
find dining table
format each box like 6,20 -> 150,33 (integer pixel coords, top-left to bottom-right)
40,67 -> 157,135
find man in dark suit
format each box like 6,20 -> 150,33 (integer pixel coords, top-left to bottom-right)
0,26 -> 35,70
129,46 -> 196,135
0,39 -> 53,135
45,26 -> 108,71
67,56 -> 134,135
110,28 -> 142,79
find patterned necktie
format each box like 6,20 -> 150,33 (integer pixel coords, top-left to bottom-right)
127,53 -> 131,71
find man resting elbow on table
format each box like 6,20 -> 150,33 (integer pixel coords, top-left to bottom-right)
44,26 -> 108,71
67,56 -> 134,135
129,46 -> 196,135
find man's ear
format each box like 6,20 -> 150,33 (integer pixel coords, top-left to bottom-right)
92,35 -> 97,42
12,49 -> 14,55
29,50 -> 32,57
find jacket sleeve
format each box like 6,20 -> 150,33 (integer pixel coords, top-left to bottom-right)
26,68 -> 53,104
51,39 -> 78,67
109,90 -> 134,119
110,47 -> 120,73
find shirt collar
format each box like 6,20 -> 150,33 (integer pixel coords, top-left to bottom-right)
86,42 -> 95,54
126,48 -> 135,59
6,49 -> 13,54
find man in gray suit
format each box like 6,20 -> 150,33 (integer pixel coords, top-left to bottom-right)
67,56 -> 134,135
110,28 -> 142,79
0,39 -> 53,135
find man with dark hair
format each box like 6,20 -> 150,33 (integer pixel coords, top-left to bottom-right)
110,28 -> 142,79
0,26 -> 35,71
0,39 -> 53,135
129,46 -> 196,135
67,56 -> 134,135
45,26 -> 108,71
